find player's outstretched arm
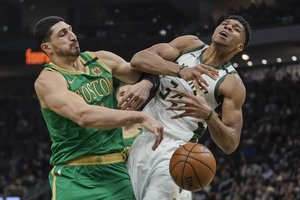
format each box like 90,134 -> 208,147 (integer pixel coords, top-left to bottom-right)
34,70 -> 163,150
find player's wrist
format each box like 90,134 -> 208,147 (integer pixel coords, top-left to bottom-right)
140,73 -> 160,91
176,65 -> 186,78
139,79 -> 153,90
204,108 -> 213,122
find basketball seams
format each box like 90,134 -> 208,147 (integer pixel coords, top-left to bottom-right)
185,162 -> 203,191
182,143 -> 198,152
169,143 -> 216,191
170,154 -> 215,175
181,143 -> 198,189
186,154 -> 215,175
170,160 -> 187,173
181,150 -> 190,189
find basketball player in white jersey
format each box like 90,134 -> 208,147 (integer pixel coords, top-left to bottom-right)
122,15 -> 252,200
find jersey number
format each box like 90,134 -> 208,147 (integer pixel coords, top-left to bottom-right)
159,80 -> 183,106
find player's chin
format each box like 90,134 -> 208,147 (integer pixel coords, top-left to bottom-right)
74,49 -> 81,56
71,47 -> 81,56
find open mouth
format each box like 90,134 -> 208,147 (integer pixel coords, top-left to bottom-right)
219,31 -> 228,38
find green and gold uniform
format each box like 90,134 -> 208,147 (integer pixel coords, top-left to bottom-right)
41,51 -> 135,200
123,129 -> 143,149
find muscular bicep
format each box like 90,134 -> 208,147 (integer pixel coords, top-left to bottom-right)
147,35 -> 204,61
146,43 -> 181,61
219,74 -> 246,131
34,70 -> 89,123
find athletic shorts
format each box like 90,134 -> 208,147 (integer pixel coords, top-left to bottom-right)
49,162 -> 135,200
127,132 -> 192,200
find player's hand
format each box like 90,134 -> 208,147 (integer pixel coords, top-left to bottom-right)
140,114 -> 164,151
118,80 -> 152,110
179,64 -> 219,91
165,80 -> 212,120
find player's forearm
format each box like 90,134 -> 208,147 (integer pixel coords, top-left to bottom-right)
130,50 -> 180,77
206,112 -> 241,154
76,106 -> 146,130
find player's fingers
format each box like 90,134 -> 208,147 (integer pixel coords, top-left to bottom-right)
193,77 -> 208,92
170,112 -> 187,119
166,97 -> 188,104
170,88 -> 194,99
152,129 -> 164,151
200,64 -> 219,77
118,92 -> 133,107
130,99 -> 143,111
166,106 -> 184,111
193,73 -> 209,87
193,80 -> 204,97
125,96 -> 137,106
119,101 -> 128,110
166,106 -> 196,111
118,97 -> 127,108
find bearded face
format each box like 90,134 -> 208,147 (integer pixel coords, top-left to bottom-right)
53,40 -> 80,57
45,21 -> 81,58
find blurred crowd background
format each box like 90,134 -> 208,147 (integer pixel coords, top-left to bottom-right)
0,0 -> 299,199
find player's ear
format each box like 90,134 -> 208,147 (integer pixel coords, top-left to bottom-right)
237,43 -> 244,53
41,42 -> 52,54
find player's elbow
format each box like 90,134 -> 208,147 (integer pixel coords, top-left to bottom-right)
74,109 -> 90,128
221,141 -> 239,154
130,51 -> 148,68
75,109 -> 112,129
222,146 -> 236,155
130,53 -> 141,69
76,115 -> 88,128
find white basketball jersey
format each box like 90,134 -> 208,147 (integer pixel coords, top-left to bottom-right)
143,45 -> 237,142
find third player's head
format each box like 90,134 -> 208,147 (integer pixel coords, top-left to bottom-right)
211,15 -> 252,54
33,16 -> 80,59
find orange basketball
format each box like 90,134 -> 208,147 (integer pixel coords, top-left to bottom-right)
169,143 -> 216,191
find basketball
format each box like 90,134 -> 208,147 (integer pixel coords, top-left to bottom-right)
169,143 -> 216,191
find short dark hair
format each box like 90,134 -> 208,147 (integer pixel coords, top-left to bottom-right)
226,15 -> 252,48
33,16 -> 65,45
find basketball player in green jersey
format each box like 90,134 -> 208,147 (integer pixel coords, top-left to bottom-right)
125,15 -> 251,199
33,16 -> 164,200
114,76 -> 159,153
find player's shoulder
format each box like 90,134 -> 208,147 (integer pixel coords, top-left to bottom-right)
92,50 -> 123,62
38,68 -> 64,79
171,35 -> 205,52
91,50 -> 128,70
220,73 -> 246,99
91,50 -> 119,58
35,69 -> 66,89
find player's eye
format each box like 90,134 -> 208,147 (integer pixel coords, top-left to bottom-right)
235,28 -> 240,32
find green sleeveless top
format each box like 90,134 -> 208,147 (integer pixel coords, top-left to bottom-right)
41,51 -> 124,165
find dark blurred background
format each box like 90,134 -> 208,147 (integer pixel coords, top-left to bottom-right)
0,0 -> 299,199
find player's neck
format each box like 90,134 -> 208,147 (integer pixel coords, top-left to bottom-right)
203,45 -> 234,66
51,56 -> 84,72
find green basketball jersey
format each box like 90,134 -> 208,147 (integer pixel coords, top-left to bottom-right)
41,51 -> 124,165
